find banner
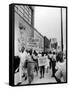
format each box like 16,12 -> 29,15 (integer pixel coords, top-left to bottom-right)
38,57 -> 47,66
27,38 -> 39,49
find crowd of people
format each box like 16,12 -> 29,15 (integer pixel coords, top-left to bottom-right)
14,47 -> 66,85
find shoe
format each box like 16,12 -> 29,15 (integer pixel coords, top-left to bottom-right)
43,75 -> 44,78
24,76 -> 27,81
40,76 -> 42,79
51,75 -> 55,77
16,82 -> 22,85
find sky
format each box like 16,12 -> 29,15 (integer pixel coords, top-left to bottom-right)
34,6 -> 66,50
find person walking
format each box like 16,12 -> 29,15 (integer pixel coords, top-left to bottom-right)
32,50 -> 38,76
40,52 -> 45,79
51,52 -> 56,77
18,47 -> 28,84
48,51 -> 53,69
27,49 -> 35,84
55,52 -> 66,83
45,53 -> 50,73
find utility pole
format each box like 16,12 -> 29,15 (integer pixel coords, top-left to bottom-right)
61,8 -> 63,52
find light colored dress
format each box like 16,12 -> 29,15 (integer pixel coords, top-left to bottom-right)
45,55 -> 50,69
19,50 -> 28,82
55,61 -> 66,82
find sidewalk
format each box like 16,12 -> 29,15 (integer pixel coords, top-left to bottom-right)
32,69 -> 56,84
14,68 -> 57,85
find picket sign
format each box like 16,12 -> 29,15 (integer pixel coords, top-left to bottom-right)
38,56 -> 47,66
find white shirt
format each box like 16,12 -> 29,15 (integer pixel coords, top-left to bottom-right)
49,54 -> 53,58
52,55 -> 56,61
45,55 -> 50,68
38,53 -> 41,57
32,54 -> 38,59
55,61 -> 66,81
19,50 -> 28,64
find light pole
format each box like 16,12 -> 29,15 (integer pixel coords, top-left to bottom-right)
61,8 -> 63,52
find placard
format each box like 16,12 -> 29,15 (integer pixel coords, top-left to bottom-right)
38,57 -> 47,66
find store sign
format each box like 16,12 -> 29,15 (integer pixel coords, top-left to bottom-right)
27,38 -> 39,42
38,57 -> 47,66
27,38 -> 39,48
27,42 -> 38,49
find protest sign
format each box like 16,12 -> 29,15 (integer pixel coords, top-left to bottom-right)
38,56 -> 47,66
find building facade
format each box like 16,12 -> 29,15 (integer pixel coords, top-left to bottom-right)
34,29 -> 44,52
44,36 -> 50,52
14,5 -> 34,56
15,5 -> 34,26
49,38 -> 58,52
14,5 -> 44,56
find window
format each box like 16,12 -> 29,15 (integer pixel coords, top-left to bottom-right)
15,5 -> 33,25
